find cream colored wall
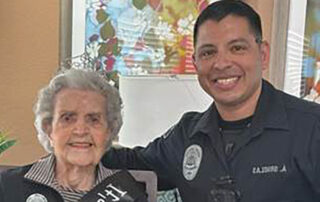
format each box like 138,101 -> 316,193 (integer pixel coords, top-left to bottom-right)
0,0 -> 59,165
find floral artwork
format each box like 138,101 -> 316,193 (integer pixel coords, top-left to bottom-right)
84,0 -> 214,76
301,0 -> 320,102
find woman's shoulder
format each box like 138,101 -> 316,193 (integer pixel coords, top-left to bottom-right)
0,164 -> 33,180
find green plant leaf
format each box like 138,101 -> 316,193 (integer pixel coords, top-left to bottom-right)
0,139 -> 16,154
0,135 -> 5,144
0,131 -> 16,155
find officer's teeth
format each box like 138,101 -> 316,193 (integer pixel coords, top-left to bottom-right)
216,77 -> 238,84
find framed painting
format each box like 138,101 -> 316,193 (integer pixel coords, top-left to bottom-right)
297,0 -> 320,102
278,0 -> 320,103
60,0 -> 221,77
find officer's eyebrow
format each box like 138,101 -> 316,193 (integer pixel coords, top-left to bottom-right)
227,38 -> 250,46
196,44 -> 216,51
196,38 -> 251,51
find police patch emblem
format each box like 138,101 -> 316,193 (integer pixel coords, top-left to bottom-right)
26,193 -> 48,202
183,144 -> 202,181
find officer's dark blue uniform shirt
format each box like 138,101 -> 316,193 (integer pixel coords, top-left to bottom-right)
103,80 -> 320,202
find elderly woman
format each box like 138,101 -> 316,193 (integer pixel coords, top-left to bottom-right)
0,69 -> 147,202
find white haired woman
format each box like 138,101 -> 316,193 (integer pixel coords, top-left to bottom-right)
0,69 -> 147,202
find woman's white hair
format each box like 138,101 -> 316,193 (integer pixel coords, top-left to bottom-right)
33,69 -> 123,152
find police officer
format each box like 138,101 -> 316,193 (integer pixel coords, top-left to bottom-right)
103,1 -> 320,201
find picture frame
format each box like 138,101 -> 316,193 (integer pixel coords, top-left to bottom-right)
271,0 -> 320,102
282,0 -> 308,98
268,0 -> 290,91
59,0 -> 72,63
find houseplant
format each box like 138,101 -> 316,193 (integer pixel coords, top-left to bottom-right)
0,131 -> 16,155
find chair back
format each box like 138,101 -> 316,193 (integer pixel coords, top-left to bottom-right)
129,170 -> 157,202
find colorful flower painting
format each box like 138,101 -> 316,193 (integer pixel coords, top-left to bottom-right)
84,0 -> 214,76
301,0 -> 320,101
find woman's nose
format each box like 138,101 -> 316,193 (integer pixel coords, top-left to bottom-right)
72,119 -> 89,135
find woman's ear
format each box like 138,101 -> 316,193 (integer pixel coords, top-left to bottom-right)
43,121 -> 54,147
42,119 -> 52,137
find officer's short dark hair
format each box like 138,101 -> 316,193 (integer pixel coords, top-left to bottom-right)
193,0 -> 262,46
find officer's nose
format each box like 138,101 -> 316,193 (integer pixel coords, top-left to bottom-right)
212,52 -> 232,71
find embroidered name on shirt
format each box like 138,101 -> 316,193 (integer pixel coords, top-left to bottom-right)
252,165 -> 287,174
97,183 -> 127,202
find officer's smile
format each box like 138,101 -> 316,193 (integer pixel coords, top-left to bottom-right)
212,75 -> 241,91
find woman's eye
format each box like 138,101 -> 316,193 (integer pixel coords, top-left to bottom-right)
60,113 -> 74,123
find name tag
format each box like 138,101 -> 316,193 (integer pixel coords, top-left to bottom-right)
252,165 -> 287,175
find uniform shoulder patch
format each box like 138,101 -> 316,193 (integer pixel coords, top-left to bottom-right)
182,144 -> 202,181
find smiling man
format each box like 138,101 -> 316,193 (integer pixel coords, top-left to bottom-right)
193,14 -> 269,121
103,1 -> 320,201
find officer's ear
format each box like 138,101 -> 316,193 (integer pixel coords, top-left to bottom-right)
259,40 -> 270,71
192,53 -> 199,72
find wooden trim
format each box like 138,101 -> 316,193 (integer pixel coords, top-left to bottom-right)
269,0 -> 290,90
59,0 -> 73,64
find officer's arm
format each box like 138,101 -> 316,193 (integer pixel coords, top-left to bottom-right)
102,124 -> 183,191
102,146 -> 151,170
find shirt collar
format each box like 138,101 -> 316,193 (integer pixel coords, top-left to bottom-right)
189,79 -> 289,138
252,80 -> 289,131
24,154 -> 56,186
24,154 -> 115,188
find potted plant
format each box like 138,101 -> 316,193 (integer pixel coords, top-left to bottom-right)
0,131 -> 16,155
